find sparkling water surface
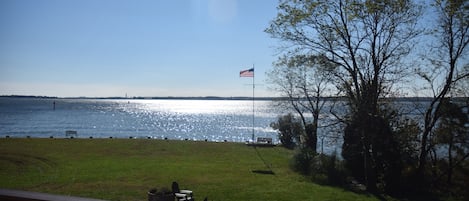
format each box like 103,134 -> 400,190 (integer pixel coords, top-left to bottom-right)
0,97 -> 428,154
0,98 -> 279,142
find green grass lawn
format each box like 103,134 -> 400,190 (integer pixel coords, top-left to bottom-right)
0,138 -> 379,201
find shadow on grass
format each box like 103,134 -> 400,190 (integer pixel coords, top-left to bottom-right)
337,183 -> 444,201
308,176 -> 443,201
251,170 -> 275,175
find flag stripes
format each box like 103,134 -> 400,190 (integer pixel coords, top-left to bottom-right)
240,68 -> 254,77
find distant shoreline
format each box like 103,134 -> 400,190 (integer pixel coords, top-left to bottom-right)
1,95 -> 462,102
0,95 -> 279,101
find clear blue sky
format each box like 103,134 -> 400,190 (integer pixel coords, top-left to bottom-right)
0,0 -> 279,97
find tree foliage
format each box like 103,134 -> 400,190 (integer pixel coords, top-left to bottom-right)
267,0 -> 469,197
267,54 -> 336,151
270,113 -> 303,149
266,0 -> 422,193
434,99 -> 469,185
416,0 -> 469,180
266,0 -> 422,107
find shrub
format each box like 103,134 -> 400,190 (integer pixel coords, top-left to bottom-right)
270,113 -> 303,149
291,149 -> 347,186
291,147 -> 315,175
323,153 -> 347,186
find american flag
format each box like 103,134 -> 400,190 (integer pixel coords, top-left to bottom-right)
240,68 -> 254,77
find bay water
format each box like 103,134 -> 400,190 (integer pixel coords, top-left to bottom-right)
1,97 -> 427,155
0,98 -> 281,142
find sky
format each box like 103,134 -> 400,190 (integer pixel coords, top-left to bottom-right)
0,0 -> 279,97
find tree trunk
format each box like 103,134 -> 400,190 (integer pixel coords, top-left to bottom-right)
447,134 -> 453,185
305,123 -> 317,153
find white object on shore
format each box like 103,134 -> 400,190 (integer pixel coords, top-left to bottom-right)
65,130 -> 78,137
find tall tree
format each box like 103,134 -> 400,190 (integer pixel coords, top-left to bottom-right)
266,0 -> 422,192
267,54 -> 336,151
416,0 -> 469,179
434,99 -> 469,185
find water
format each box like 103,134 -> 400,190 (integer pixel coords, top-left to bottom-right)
0,98 -> 280,142
0,97 -> 434,155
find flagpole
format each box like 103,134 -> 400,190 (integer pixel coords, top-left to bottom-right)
240,66 -> 255,142
252,64 -> 255,142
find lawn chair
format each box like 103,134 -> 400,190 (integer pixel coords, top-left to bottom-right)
172,182 -> 193,201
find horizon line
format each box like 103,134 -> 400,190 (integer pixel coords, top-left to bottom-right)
1,95 -> 460,101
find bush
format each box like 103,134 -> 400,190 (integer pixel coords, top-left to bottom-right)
270,114 -> 303,149
323,153 -> 347,186
291,149 -> 347,186
291,147 -> 315,175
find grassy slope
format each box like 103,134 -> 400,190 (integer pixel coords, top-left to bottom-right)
0,138 -> 378,201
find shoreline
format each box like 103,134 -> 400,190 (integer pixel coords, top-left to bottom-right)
1,135 -> 277,145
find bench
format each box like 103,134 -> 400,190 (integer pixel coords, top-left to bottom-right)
257,137 -> 272,144
65,130 -> 78,138
246,137 -> 275,147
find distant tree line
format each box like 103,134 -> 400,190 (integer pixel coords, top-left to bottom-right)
266,0 -> 469,199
